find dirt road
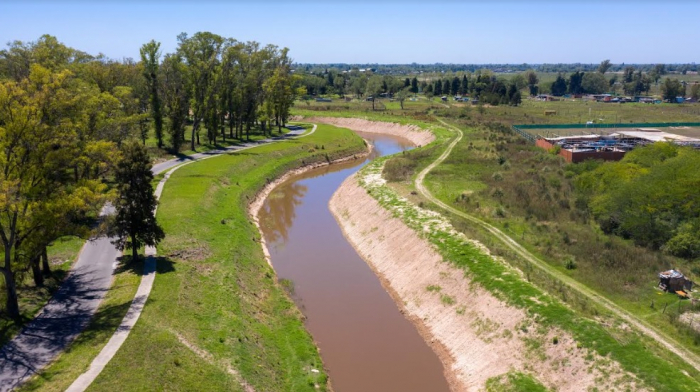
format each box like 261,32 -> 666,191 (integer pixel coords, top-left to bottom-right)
415,118 -> 700,372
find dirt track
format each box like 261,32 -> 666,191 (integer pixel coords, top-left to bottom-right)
416,118 -> 700,372
327,119 -> 644,390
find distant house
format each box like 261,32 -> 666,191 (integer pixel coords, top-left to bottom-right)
535,94 -> 559,102
441,96 -> 447,102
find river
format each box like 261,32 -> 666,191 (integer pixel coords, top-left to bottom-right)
258,131 -> 450,392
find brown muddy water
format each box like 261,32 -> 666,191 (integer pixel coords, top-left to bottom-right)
258,132 -> 451,392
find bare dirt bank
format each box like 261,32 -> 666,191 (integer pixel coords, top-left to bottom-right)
329,173 -> 643,391
307,117 -> 435,147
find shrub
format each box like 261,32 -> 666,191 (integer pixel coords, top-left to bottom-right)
383,157 -> 417,182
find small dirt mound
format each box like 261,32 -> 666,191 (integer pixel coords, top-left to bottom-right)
167,245 -> 211,262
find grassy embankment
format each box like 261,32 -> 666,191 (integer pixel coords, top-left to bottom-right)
360,136 -> 700,391
410,118 -> 700,355
293,107 -> 700,389
25,124 -> 365,392
0,236 -> 85,345
298,100 -> 700,353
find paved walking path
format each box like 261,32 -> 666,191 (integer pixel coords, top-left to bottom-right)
0,127 -> 312,392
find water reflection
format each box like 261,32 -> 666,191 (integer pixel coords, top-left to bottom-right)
259,182 -> 307,243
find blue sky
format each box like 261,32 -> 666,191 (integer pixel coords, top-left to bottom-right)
1,1 -> 698,64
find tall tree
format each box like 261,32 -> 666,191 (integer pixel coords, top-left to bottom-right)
597,59 -> 612,74
526,70 -> 539,96
568,71 -> 584,94
161,53 -> 189,151
110,141 -> 164,262
460,75 -> 468,95
177,32 -> 224,150
661,78 -> 685,103
140,40 -> 164,148
410,77 -> 418,93
451,77 -> 460,96
365,75 -> 383,110
0,65 -> 106,317
434,79 -> 442,96
551,74 -> 567,96
581,72 -> 608,94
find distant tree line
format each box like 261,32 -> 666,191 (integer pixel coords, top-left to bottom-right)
294,62 -> 699,76
0,33 -> 298,318
299,69 -> 522,106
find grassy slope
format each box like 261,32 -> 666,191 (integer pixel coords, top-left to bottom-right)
84,124 -> 365,391
419,119 -> 700,354
362,150 -> 700,391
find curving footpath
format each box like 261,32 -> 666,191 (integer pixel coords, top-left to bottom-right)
415,118 -> 700,372
0,126 -> 314,392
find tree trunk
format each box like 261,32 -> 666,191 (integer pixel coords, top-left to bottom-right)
42,246 -> 51,276
1,267 -> 20,319
131,233 -> 139,263
31,256 -> 43,287
191,118 -> 200,151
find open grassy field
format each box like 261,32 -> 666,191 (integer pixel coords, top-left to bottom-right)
298,95 -> 700,127
75,124 -> 366,391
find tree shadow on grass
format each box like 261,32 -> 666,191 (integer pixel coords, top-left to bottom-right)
114,255 -> 175,276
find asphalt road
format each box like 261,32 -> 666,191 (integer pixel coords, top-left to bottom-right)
0,129 -> 306,391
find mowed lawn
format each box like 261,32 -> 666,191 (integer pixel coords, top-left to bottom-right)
65,125 -> 364,391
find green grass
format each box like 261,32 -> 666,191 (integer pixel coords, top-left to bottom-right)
17,259 -> 142,391
0,235 -> 85,346
485,371 -> 549,392
416,120 -> 700,357
357,139 -> 700,391
86,124 -> 366,391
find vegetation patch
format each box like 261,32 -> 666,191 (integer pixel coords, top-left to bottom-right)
357,152 -> 700,391
485,371 -> 549,392
84,124 -> 365,391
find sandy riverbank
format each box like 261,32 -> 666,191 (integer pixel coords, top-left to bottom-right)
329,172 -> 643,391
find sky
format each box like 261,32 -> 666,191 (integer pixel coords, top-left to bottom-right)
1,1 -> 698,64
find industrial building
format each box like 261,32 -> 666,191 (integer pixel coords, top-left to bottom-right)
536,128 -> 700,163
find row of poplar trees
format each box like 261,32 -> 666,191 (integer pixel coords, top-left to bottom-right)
0,33 -> 298,319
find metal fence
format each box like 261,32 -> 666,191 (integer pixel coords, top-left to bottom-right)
512,122 -> 700,143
